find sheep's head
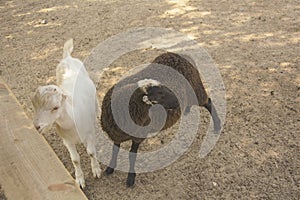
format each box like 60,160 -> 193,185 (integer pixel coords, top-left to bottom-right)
31,85 -> 66,133
138,79 -> 179,109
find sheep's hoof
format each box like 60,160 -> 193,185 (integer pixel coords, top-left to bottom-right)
213,117 -> 221,133
126,173 -> 136,187
105,167 -> 115,175
184,106 -> 191,115
214,124 -> 221,133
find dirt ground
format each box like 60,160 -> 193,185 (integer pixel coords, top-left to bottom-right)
0,0 -> 299,199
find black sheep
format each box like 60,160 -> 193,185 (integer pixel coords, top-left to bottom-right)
101,52 -> 221,187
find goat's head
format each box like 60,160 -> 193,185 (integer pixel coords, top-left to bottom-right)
138,79 -> 179,109
31,85 -> 66,133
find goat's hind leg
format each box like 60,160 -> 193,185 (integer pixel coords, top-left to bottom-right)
105,143 -> 120,175
63,140 -> 85,188
86,140 -> 101,178
204,98 -> 221,132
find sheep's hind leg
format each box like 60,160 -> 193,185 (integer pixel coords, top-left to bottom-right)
63,140 -> 85,188
86,141 -> 101,178
105,143 -> 120,175
126,141 -> 140,187
204,98 -> 221,132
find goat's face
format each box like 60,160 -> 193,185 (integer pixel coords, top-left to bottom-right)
31,85 -> 66,133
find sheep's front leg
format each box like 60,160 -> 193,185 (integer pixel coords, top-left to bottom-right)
86,142 -> 101,178
126,141 -> 140,187
63,140 -> 85,188
105,143 -> 120,175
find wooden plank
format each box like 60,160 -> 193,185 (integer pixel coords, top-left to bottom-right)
0,79 -> 88,200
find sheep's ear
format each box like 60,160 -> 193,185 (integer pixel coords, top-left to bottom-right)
139,86 -> 148,94
142,95 -> 152,105
63,38 -> 74,58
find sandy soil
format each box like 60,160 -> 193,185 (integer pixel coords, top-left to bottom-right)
0,0 -> 299,199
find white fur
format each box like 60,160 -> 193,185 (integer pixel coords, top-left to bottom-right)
137,78 -> 161,89
32,39 -> 101,188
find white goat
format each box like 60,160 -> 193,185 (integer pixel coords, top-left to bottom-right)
31,39 -> 101,188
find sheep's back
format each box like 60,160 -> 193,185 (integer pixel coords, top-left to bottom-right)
152,52 -> 209,106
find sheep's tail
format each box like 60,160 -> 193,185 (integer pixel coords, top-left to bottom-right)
63,38 -> 74,58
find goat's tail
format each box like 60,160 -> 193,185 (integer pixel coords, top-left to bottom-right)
63,38 -> 74,58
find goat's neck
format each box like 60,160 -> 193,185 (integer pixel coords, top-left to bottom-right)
55,100 -> 74,130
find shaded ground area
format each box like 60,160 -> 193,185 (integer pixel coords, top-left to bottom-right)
0,0 -> 299,199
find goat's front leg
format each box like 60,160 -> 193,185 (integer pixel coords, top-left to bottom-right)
126,141 -> 140,187
105,143 -> 120,175
86,141 -> 101,178
63,139 -> 85,188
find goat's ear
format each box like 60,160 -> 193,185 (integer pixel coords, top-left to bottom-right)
31,86 -> 41,99
63,38 -> 74,58
61,94 -> 67,102
30,91 -> 36,102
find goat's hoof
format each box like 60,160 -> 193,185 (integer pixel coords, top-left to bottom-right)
126,173 -> 136,188
76,178 -> 86,189
105,167 -> 115,175
92,166 -> 102,178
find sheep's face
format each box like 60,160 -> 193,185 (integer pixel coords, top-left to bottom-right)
143,85 -> 179,109
138,79 -> 179,109
31,85 -> 65,133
